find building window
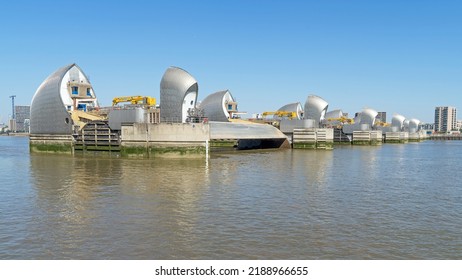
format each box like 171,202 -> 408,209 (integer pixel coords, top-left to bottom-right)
228,104 -> 233,110
86,88 -> 92,97
77,103 -> 87,112
72,86 -> 78,95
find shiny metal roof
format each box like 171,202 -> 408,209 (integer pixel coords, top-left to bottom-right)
160,66 -> 198,122
304,95 -> 328,127
30,64 -> 77,134
200,90 -> 234,122
277,102 -> 303,120
391,114 -> 406,130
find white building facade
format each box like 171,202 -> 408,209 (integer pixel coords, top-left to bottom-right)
434,106 -> 457,133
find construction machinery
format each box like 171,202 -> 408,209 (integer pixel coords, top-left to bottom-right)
327,116 -> 355,124
112,96 -> 156,107
262,111 -> 298,119
325,116 -> 355,129
375,121 -> 391,127
69,110 -> 105,130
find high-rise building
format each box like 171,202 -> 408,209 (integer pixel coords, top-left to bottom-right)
434,106 -> 457,132
376,112 -> 387,123
14,105 -> 31,132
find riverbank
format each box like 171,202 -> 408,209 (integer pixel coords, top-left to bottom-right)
0,132 -> 29,137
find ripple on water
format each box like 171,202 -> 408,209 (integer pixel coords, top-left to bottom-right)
0,138 -> 461,259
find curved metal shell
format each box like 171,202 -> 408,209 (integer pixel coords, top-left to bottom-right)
30,63 -> 95,134
304,95 -> 328,127
160,66 -> 198,123
408,118 -> 421,133
323,109 -> 344,126
325,109 -> 344,119
391,114 -> 406,130
359,108 -> 378,126
403,119 -> 410,130
342,108 -> 378,134
276,102 -> 303,120
200,90 -> 235,122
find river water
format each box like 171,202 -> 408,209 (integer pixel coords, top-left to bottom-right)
0,136 -> 461,259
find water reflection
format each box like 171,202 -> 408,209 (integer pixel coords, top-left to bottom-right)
29,154 -> 210,259
3,141 -> 459,259
291,149 -> 334,187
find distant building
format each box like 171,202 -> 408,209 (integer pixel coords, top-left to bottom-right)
8,119 -> 16,132
457,120 -> 462,131
376,112 -> 387,123
15,105 -> 31,132
420,123 -> 434,131
434,106 -> 457,132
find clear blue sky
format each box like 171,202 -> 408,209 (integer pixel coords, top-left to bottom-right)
1,0 -> 461,123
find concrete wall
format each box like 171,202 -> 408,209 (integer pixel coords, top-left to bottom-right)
108,108 -> 146,130
122,122 -> 210,143
292,128 -> 334,149
385,132 -> 409,143
120,123 -> 210,157
279,119 -> 317,133
352,131 -> 383,145
409,132 -> 423,142
210,121 -> 287,140
29,134 -> 74,153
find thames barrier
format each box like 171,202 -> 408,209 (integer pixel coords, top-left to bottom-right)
27,63 -> 437,157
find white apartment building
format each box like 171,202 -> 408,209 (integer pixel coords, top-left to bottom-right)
434,106 -> 457,132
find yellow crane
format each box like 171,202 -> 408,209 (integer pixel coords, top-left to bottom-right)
375,121 -> 391,127
112,96 -> 156,106
262,111 -> 298,119
327,116 -> 355,124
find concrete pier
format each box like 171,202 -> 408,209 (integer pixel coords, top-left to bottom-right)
30,134 -> 73,154
385,132 -> 409,143
210,121 -> 289,150
409,132 -> 423,142
352,131 -> 383,145
429,134 -> 462,140
292,128 -> 334,149
120,122 -> 210,157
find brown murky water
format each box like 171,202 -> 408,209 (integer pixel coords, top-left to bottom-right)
0,136 -> 461,259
